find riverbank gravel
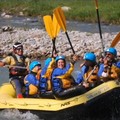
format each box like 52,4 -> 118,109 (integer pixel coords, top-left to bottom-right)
0,27 -> 119,59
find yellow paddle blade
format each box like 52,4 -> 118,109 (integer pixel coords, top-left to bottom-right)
53,14 -> 61,38
53,7 -> 67,32
110,32 -> 120,47
43,15 -> 54,39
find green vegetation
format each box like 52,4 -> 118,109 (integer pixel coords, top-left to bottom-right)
0,0 -> 120,24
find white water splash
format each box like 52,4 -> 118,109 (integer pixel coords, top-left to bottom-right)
0,109 -> 42,120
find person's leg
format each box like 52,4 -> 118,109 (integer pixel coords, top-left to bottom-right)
10,78 -> 23,98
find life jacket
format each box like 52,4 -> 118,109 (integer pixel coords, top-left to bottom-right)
113,65 -> 120,77
84,66 -> 99,83
103,58 -> 120,80
107,65 -> 120,80
24,72 -> 39,96
59,77 -> 75,89
40,58 -> 55,92
9,54 -> 27,77
56,63 -> 74,89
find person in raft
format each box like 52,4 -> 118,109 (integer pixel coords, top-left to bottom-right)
98,47 -> 120,82
0,42 -> 30,98
76,52 -> 100,89
51,55 -> 80,99
39,57 -> 56,98
24,60 -> 41,98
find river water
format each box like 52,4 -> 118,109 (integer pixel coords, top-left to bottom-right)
0,16 -> 120,120
0,60 -> 81,120
0,16 -> 120,33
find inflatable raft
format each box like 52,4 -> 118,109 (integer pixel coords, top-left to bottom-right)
0,80 -> 120,119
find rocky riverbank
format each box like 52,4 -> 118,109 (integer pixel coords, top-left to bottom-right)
0,26 -> 119,59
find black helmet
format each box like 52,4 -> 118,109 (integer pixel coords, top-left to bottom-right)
13,42 -> 23,50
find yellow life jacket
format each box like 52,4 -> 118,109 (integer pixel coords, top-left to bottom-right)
60,77 -> 74,89
47,80 -> 51,90
113,65 -> 120,77
56,63 -> 74,89
100,64 -> 120,82
108,65 -> 120,80
29,84 -> 38,95
42,58 -> 55,90
43,58 -> 55,79
84,66 -> 99,83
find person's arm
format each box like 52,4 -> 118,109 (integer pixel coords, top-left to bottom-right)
0,61 -> 5,66
76,73 -> 84,84
98,64 -> 104,77
76,65 -> 88,84
70,54 -> 78,65
0,56 -> 11,66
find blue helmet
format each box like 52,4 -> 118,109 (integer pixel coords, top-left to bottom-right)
106,47 -> 117,56
29,60 -> 41,71
84,52 -> 96,62
55,56 -> 65,62
44,58 -> 52,66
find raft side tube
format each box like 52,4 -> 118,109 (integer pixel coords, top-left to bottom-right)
54,85 -> 87,99
0,83 -> 16,98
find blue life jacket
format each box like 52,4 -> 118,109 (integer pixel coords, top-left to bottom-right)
52,63 -> 74,92
24,72 -> 39,96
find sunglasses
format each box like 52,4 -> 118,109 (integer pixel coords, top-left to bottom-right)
16,48 -> 23,51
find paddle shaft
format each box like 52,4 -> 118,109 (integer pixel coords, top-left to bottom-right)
5,65 -> 27,69
54,7 -> 75,54
95,0 -> 105,55
65,32 -> 75,54
85,65 -> 98,83
52,38 -> 57,57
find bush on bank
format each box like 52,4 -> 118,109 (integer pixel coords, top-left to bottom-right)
0,0 -> 120,24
